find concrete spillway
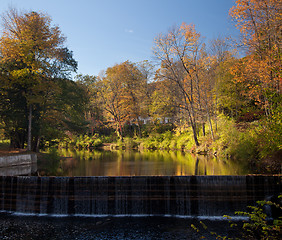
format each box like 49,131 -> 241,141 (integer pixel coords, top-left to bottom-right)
0,176 -> 280,217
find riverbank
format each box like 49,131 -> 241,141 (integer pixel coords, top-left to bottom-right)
0,142 -> 23,156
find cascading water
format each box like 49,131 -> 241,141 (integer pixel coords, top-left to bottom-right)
0,175 -> 280,217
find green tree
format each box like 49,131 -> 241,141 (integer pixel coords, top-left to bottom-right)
75,74 -> 104,135
0,8 -> 78,150
148,81 -> 177,123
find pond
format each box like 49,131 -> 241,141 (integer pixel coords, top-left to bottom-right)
37,149 -> 251,176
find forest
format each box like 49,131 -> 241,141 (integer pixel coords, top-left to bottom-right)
0,0 -> 281,173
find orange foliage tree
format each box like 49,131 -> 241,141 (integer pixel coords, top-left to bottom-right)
229,0 -> 281,116
97,61 -> 147,140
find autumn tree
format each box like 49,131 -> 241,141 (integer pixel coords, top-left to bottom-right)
153,23 -> 213,146
207,37 -> 236,130
0,8 -> 79,150
97,61 -> 148,140
229,0 -> 281,116
196,49 -> 215,139
148,81 -> 177,123
215,58 -> 255,120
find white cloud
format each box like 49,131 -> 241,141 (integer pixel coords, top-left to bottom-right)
125,29 -> 134,33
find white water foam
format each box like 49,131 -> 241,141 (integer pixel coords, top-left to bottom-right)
1,210 -> 249,221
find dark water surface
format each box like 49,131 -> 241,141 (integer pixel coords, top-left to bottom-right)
38,149 -> 250,176
0,213 -> 242,240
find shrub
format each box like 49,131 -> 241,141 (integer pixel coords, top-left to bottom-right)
236,196 -> 282,240
191,195 -> 282,240
257,108 -> 282,159
60,134 -> 104,150
175,131 -> 194,150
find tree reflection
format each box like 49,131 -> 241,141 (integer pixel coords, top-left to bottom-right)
37,149 -> 251,176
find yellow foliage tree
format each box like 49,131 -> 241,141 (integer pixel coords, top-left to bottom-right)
153,23 -> 218,146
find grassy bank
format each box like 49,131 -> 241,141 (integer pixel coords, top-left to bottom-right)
40,114 -> 281,174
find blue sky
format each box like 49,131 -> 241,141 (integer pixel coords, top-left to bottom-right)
1,0 -> 238,77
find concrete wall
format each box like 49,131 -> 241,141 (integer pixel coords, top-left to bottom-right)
0,153 -> 37,168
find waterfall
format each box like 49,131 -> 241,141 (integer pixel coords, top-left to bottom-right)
0,176 -> 280,217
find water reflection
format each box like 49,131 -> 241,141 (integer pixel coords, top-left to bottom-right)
0,164 -> 37,176
37,149 -> 250,176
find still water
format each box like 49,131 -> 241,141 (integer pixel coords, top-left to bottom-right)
37,149 -> 250,176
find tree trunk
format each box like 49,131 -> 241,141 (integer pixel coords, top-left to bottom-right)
27,105 -> 32,151
209,120 -> 214,141
208,117 -> 214,141
202,122 -> 206,136
137,118 -> 142,138
194,157 -> 199,175
187,108 -> 199,147
35,135 -> 41,152
20,132 -> 25,149
191,123 -> 199,146
206,108 -> 215,141
215,95 -> 218,132
117,121 -> 123,141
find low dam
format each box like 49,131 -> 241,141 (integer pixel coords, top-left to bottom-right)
0,175 -> 280,217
